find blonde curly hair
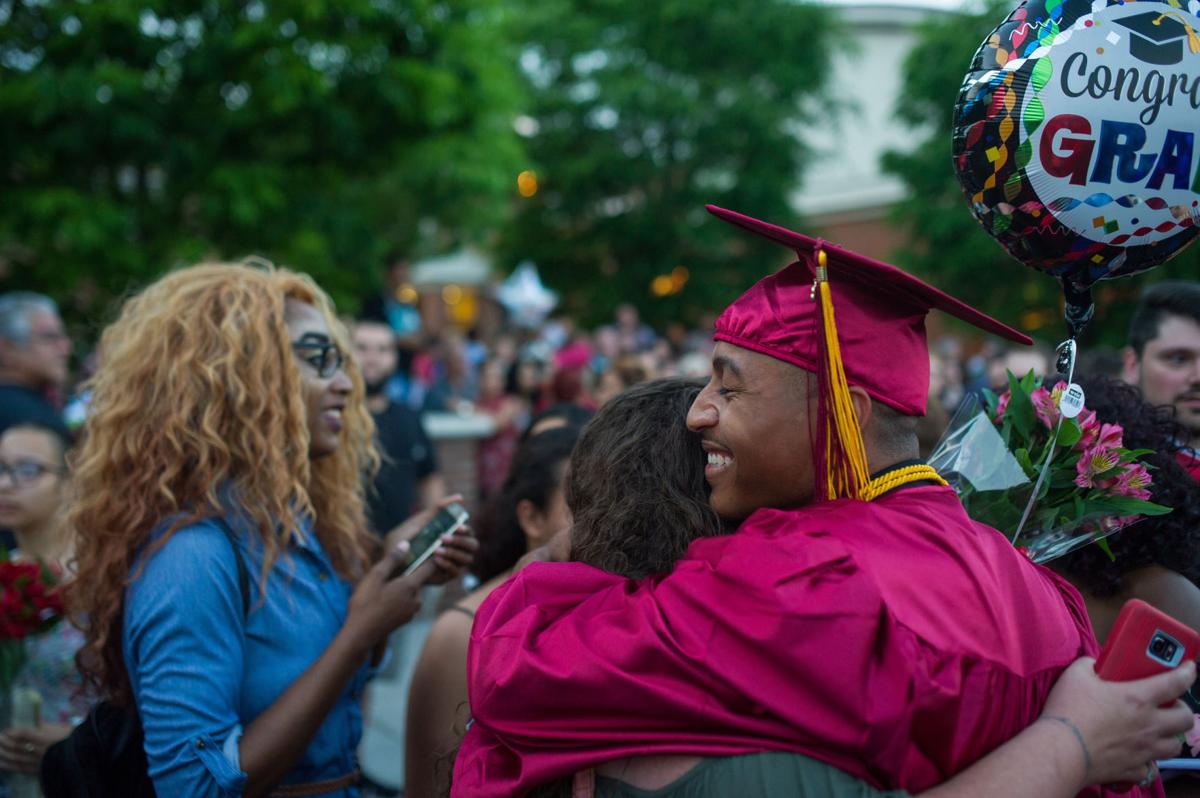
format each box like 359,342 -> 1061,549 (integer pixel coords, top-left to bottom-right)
67,261 -> 379,704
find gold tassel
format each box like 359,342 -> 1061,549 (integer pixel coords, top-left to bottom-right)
814,249 -> 872,501
1154,12 -> 1200,54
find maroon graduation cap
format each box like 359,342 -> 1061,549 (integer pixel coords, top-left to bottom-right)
706,204 -> 1032,501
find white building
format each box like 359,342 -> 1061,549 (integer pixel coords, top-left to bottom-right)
794,0 -> 974,259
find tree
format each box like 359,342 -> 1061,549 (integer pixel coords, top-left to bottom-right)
881,1 -> 1199,349
0,0 -> 526,321
499,0 -> 840,327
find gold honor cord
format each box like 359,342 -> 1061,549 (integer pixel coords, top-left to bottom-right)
860,464 -> 949,502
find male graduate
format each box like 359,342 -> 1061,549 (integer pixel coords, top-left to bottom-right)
452,207 -> 1153,797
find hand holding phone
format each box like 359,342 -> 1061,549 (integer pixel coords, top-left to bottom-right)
398,501 -> 470,578
1095,599 -> 1200,683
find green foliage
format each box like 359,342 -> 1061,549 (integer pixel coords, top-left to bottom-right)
499,0 -> 839,327
0,0 -> 527,321
881,2 -> 1199,347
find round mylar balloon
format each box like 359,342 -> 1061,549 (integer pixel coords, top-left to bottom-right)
954,0 -> 1200,332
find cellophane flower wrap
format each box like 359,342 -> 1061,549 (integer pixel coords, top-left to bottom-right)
0,552 -> 64,691
929,370 -> 1171,563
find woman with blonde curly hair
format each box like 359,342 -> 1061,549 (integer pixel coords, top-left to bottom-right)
65,262 -> 475,797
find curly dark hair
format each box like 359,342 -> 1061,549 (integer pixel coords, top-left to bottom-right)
471,425 -> 579,583
568,378 -> 726,579
1054,375 -> 1200,597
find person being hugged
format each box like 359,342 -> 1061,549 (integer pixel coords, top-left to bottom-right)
66,262 -> 475,798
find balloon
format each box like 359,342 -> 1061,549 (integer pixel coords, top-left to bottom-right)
496,260 -> 558,329
953,0 -> 1200,333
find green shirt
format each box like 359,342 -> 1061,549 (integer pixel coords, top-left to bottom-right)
595,753 -> 912,798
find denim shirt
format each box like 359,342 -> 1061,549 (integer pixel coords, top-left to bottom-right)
123,512 -> 372,798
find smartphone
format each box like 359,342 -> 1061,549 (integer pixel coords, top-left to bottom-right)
1095,599 -> 1200,682
400,502 -> 470,577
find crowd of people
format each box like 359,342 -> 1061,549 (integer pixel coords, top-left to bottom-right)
0,207 -> 1197,798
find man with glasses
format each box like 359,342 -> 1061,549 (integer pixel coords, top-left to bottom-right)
0,292 -> 71,439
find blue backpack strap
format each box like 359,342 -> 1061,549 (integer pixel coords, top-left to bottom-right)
209,516 -> 251,616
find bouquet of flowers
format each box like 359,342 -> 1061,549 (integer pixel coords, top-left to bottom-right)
0,554 -> 64,692
929,370 -> 1172,563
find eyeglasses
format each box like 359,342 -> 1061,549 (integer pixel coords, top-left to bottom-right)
292,341 -> 345,379
0,461 -> 63,488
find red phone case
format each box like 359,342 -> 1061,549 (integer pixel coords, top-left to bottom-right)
1095,598 -> 1200,682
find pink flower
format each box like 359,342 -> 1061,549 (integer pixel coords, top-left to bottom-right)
1075,445 -> 1122,489
1094,423 -> 1124,451
1111,463 -> 1153,500
1187,714 -> 1200,757
1074,407 -> 1099,450
1030,386 -> 1058,429
993,391 -> 1010,423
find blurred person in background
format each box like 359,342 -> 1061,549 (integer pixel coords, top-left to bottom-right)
930,337 -> 966,412
521,403 -> 593,441
1122,281 -> 1200,478
592,326 -> 621,375
985,342 -> 1053,391
404,427 -> 579,798
0,423 -> 88,781
419,333 -> 477,414
1053,375 -> 1200,643
917,352 -> 954,458
592,368 -> 627,408
1052,375 -> 1200,791
352,319 -> 444,536
675,351 -> 712,380
506,350 -> 548,412
67,262 -> 475,797
360,252 -> 422,360
1076,346 -> 1124,381
592,337 -> 678,408
475,359 -> 527,500
611,303 -> 655,354
0,293 -> 71,438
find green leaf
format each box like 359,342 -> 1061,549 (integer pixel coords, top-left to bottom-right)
1056,419 -> 1082,449
1015,447 -> 1033,472
1082,498 -> 1174,517
1095,537 -> 1116,562
1005,370 -> 1036,443
982,387 -> 999,417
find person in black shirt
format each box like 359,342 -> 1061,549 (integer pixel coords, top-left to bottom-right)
353,319 -> 443,536
0,293 -> 71,438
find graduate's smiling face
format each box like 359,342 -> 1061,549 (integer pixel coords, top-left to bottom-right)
687,342 -> 815,522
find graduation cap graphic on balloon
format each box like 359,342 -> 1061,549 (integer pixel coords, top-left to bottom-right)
1115,11 -> 1200,66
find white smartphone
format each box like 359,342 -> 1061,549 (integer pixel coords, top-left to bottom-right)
401,502 -> 470,577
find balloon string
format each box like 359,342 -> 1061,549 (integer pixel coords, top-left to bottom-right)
1012,338 -> 1077,545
